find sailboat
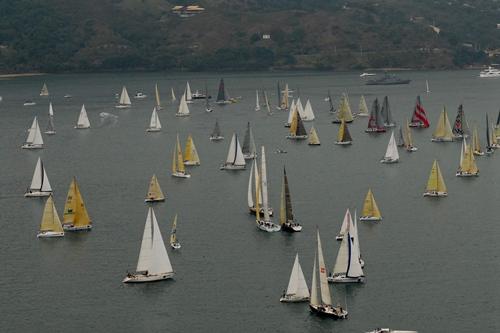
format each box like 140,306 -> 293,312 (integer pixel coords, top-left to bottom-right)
37,195 -> 64,238
333,93 -> 353,123
172,134 -> 190,178
279,84 -> 290,111
352,210 -> 364,268
302,99 -> 315,121
255,90 -> 261,111
486,114 -> 499,153
247,159 -> 273,216
327,91 -> 336,113
220,133 -> 246,170
255,146 -> 281,232
184,82 -> 193,104
75,104 -> 91,129
25,157 -> 52,197
155,83 -> 162,110
328,211 -> 365,283
365,98 -> 386,133
452,104 -> 470,139
22,116 -> 44,149
40,83 -> 49,96
145,174 -> 165,202
123,207 -> 174,283
380,131 -> 399,163
360,188 -> 382,221
205,84 -> 213,112
242,122 -> 257,159
62,177 -> 92,231
308,126 -> 321,145
176,93 -> 190,117
495,110 -> 500,139
264,91 -> 272,115
489,123 -> 500,151
171,88 -> 176,102
334,119 -> 353,145
284,99 -> 296,127
210,119 -> 224,141
170,214 -> 181,249
380,96 -> 395,127
335,209 -> 351,241
286,110 -> 308,139
403,119 -> 418,152
116,86 -> 131,108
146,107 -> 162,132
456,138 -> 479,177
472,125 -> 484,156
426,80 -> 430,93
309,229 -> 348,318
279,167 -> 302,232
45,102 -> 56,135
431,107 -> 454,142
409,96 -> 430,128
423,160 -> 447,197
183,134 -> 201,166
357,95 -> 369,117
396,126 -> 405,147
216,78 -> 231,105
280,254 -> 310,302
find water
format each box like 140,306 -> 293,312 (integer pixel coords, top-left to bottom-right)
1,70 -> 499,332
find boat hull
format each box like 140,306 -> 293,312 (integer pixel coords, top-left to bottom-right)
456,171 -> 479,177
380,158 -> 399,164
473,151 -> 485,156
21,144 -> 43,149
37,231 -> 64,238
175,113 -> 190,117
115,105 -> 131,109
334,141 -> 352,145
309,304 -> 348,319
220,164 -> 245,170
281,222 -> 302,232
249,206 -> 274,217
431,137 -> 453,142
360,216 -> 382,222
365,128 -> 386,133
327,274 -> 365,283
423,191 -> 447,197
146,128 -> 161,132
123,272 -> 174,283
243,153 -> 257,160
280,295 -> 309,303
332,119 -> 353,124
184,161 -> 200,166
144,198 -> 165,203
256,220 -> 281,232
171,243 -> 181,249
25,191 -> 51,197
172,172 -> 191,178
44,131 -> 56,135
286,135 -> 308,140
63,224 -> 92,231
210,136 -> 224,141
74,126 -> 90,129
406,147 -> 418,152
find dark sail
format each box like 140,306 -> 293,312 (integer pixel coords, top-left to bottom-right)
452,104 -> 469,137
397,126 -> 404,146
296,112 -> 307,136
486,113 -> 492,150
283,167 -> 294,222
216,78 -> 226,102
343,121 -> 352,142
381,96 -> 394,126
211,119 -> 221,137
277,81 -> 281,106
328,90 -> 335,113
375,99 -> 386,129
496,109 -> 500,126
242,122 -> 251,154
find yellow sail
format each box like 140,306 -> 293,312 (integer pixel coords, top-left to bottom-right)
281,84 -> 289,109
432,108 -> 453,141
171,148 -> 177,174
40,195 -> 63,232
361,188 -> 381,219
403,119 -> 413,148
183,134 -> 201,165
146,174 -> 165,201
155,83 -> 161,108
460,143 -> 479,174
472,126 -> 482,154
255,170 -> 261,222
337,119 -> 346,142
170,214 -> 178,245
308,126 -> 321,145
289,110 -> 298,135
491,124 -> 498,145
426,160 -> 447,193
337,94 -> 353,122
63,177 -> 91,228
176,134 -> 185,173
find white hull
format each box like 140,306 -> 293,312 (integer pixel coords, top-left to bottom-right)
175,113 -> 190,117
63,224 -> 92,231
123,272 -> 174,283
356,113 -> 369,117
21,144 -> 43,149
171,243 -> 181,249
456,171 -> 479,177
172,172 -> 191,178
473,151 -> 485,156
360,216 -> 382,222
144,198 -> 165,203
256,220 -> 281,232
423,191 -> 447,197
146,128 -> 161,132
220,164 -> 245,170
406,147 -> 418,152
280,295 -> 309,302
115,104 -> 131,109
216,101 -> 232,105
37,231 -> 64,238
286,135 -> 308,140
380,158 -> 399,163
25,191 -> 51,197
431,137 -> 453,142
334,141 -> 352,145
281,222 -> 302,232
243,153 -> 257,160
184,161 -> 200,166
327,274 -> 365,283
205,108 -> 213,113
74,125 -> 90,129
336,235 -> 343,241
210,136 -> 224,141
44,131 -> 56,135
134,94 -> 147,99
24,102 -> 36,106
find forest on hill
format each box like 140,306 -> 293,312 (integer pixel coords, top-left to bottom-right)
1,0 -> 499,73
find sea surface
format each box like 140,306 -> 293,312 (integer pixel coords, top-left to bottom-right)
1,70 -> 499,332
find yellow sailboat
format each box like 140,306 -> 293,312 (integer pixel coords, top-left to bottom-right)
456,139 -> 479,177
286,110 -> 308,139
280,83 -> 289,110
170,214 -> 181,249
183,134 -> 201,166
423,160 -> 447,197
145,174 -> 165,202
472,125 -> 484,156
334,119 -> 352,145
431,107 -> 454,142
333,93 -> 353,123
403,119 -> 417,152
308,126 -> 321,145
359,188 -> 382,221
62,177 -> 92,231
37,195 -> 64,238
172,134 -> 190,178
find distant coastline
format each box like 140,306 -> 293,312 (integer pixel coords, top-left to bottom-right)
0,73 -> 45,79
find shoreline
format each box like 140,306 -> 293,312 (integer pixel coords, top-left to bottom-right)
0,73 -> 45,79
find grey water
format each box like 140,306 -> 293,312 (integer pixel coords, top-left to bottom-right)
1,70 -> 499,332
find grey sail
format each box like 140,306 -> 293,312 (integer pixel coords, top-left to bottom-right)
242,122 -> 256,157
381,96 -> 394,126
296,112 -> 307,136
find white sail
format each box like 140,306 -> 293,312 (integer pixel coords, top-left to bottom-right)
260,146 -> 271,222
337,209 -> 350,239
225,133 -> 237,164
285,254 -> 310,299
286,100 -> 296,125
136,207 -> 173,275
248,160 -> 255,208
333,226 -> 350,275
255,90 -> 260,111
29,157 -> 52,192
148,107 -> 162,130
26,117 -> 44,146
48,102 -> 54,116
303,99 -> 315,121
176,94 -> 190,116
352,210 -> 362,265
119,86 -> 131,105
296,98 -> 305,119
384,131 -> 399,160
185,82 -> 193,102
310,251 -> 320,306
333,211 -> 364,278
76,104 -> 91,128
346,230 -> 364,278
171,88 -> 176,102
317,230 -> 332,305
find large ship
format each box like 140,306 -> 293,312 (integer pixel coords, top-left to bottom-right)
365,73 -> 411,85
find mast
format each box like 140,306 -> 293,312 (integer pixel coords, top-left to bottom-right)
155,83 -> 161,109
260,146 -> 271,223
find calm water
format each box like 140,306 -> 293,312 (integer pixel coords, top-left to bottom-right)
1,70 -> 499,332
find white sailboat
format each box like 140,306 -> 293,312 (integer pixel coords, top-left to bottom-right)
220,133 -> 246,170
25,157 -> 52,197
280,254 -> 310,302
176,93 -> 190,117
171,88 -> 176,103
284,99 -> 296,127
210,119 -> 224,141
146,107 -> 162,132
40,83 -> 49,96
45,102 -> 56,135
184,82 -> 193,104
335,209 -> 351,241
75,104 -> 91,129
22,116 -> 44,149
425,80 -> 430,93
123,207 -> 174,283
255,90 -> 261,111
116,86 -> 132,108
302,99 -> 315,121
255,146 -> 280,232
37,195 -> 64,238
380,131 -> 399,163
247,159 -> 273,216
170,214 -> 181,249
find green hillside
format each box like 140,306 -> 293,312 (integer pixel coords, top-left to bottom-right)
1,0 -> 499,73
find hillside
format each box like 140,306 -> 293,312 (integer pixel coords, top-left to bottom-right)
1,0 -> 499,73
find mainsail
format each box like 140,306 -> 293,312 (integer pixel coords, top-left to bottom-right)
39,196 -> 64,234
184,134 -> 201,165
76,104 -> 91,128
432,107 -> 453,141
27,157 -> 52,194
148,107 -> 162,131
452,104 -> 469,138
380,96 -> 395,127
146,174 -> 165,201
410,96 -> 430,128
361,189 -> 382,220
425,160 -> 447,194
308,126 -> 321,145
242,122 -> 257,159
119,86 -> 131,105
283,254 -> 310,300
366,98 -> 386,132
334,93 -> 353,123
358,95 -> 369,116
216,78 -> 228,103
63,177 -> 92,229
155,83 -> 162,109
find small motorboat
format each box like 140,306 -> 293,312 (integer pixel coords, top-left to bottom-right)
23,100 -> 36,106
134,92 -> 147,99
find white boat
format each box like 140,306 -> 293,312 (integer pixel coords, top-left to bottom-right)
170,214 -> 181,249
62,177 -> 92,231
380,131 -> 399,163
309,229 -> 348,319
146,107 -> 162,132
25,157 -> 52,197
184,82 -> 193,104
220,133 -> 246,170
210,119 -> 224,141
360,72 -> 376,77
247,159 -> 273,216
123,207 -> 174,283
171,88 -> 176,102
479,66 -> 500,78
116,86 -> 132,108
22,117 -> 44,149
242,122 -> 257,159
255,146 -> 281,232
255,90 -> 261,111
366,329 -> 418,333
23,100 -> 36,106
145,174 -> 165,202
133,92 -> 147,99
302,99 -> 315,121
175,93 -> 190,117
45,102 -> 56,135
425,80 -> 430,93
280,254 -> 310,302
284,99 -> 296,127
75,104 -> 91,129
335,209 -> 350,241
40,83 -> 49,96
64,94 -> 72,99
37,195 -> 64,238
172,134 -> 190,178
